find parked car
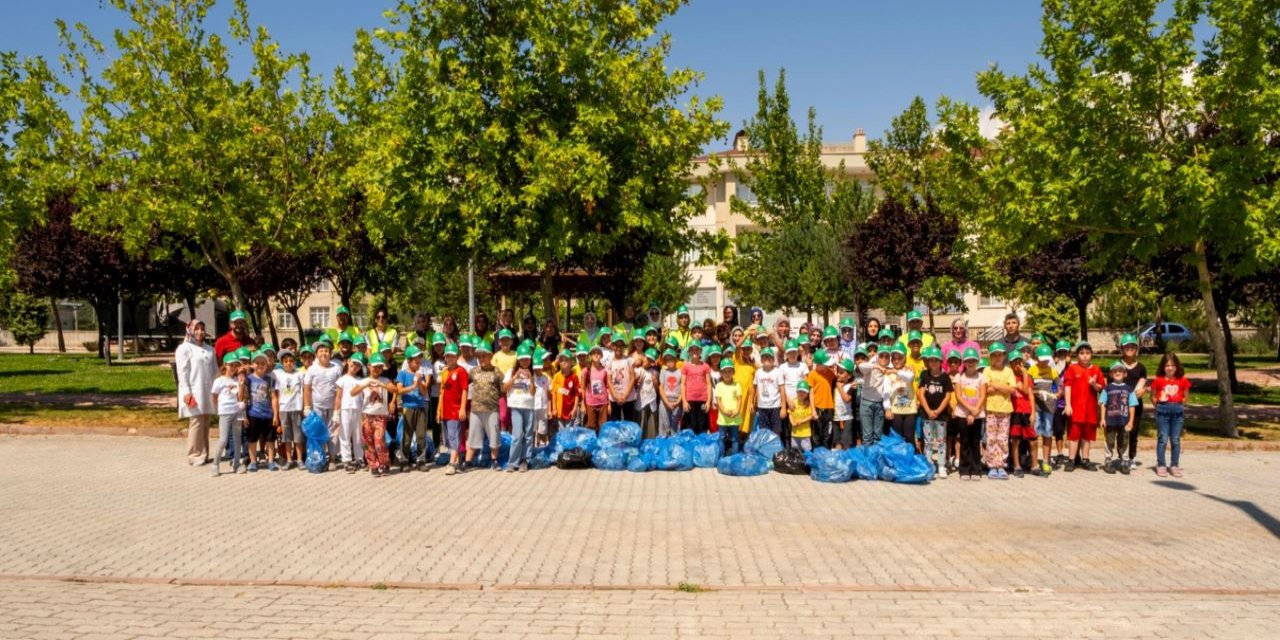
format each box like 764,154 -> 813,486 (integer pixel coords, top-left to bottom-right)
1138,322 -> 1194,349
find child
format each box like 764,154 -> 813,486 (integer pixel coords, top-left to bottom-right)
466,341 -> 503,469
983,343 -> 1014,480
532,348 -> 553,450
332,354 -> 366,473
705,345 -> 722,433
833,358 -> 857,450
272,349 -> 304,470
680,342 -> 713,434
1050,339 -> 1072,466
1151,352 -> 1190,478
210,354 -> 247,477
636,348 -> 660,440
245,351 -> 278,472
729,344 -> 756,436
298,344 -> 314,373
657,349 -> 683,437
395,345 -> 432,471
714,360 -> 743,455
788,381 -> 815,451
1008,352 -> 1037,477
302,341 -> 343,468
1118,333 -> 1148,466
915,346 -> 952,478
753,347 -> 786,441
581,344 -> 610,431
502,344 -> 537,472
608,338 -> 637,422
1099,360 -> 1138,475
437,343 -> 469,475
885,345 -> 917,447
1029,345 -> 1058,476
805,350 -> 836,448
945,352 -> 963,472
1063,341 -> 1105,472
355,354 -> 392,477
953,348 -> 987,481
552,349 -> 581,441
857,345 -> 889,445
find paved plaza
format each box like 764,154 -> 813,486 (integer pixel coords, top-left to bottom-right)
1,435 -> 1278,639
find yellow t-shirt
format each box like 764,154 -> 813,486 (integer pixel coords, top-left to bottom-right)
492,350 -> 517,376
789,403 -> 814,438
714,382 -> 743,427
984,365 -> 1016,414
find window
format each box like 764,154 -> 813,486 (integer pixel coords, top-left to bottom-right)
691,287 -> 716,310
309,306 -> 330,329
735,182 -> 757,205
979,294 -> 1005,309
315,280 -> 331,293
353,311 -> 368,328
278,312 -> 296,329
686,183 -> 706,200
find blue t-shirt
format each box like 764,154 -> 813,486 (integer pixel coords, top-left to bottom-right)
396,368 -> 427,409
246,373 -> 274,419
1099,382 -> 1138,428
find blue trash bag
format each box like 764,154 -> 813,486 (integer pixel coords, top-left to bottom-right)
599,421 -> 642,449
435,451 -> 452,467
892,453 -> 935,484
846,446 -> 882,481
691,432 -> 721,468
302,411 -> 330,473
806,447 -> 855,483
643,437 -> 694,471
472,431 -> 514,468
592,446 -> 637,471
881,428 -> 916,461
744,429 -> 784,460
627,454 -> 651,472
716,453 -> 770,477
554,426 -> 599,455
529,446 -> 555,470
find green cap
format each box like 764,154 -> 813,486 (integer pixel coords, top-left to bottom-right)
812,349 -> 830,365
378,342 -> 393,353
705,345 -> 721,358
369,354 -> 386,368
840,317 -> 856,329
822,326 -> 838,339
222,353 -> 239,365
349,352 -> 367,366
538,347 -> 552,360
229,310 -> 247,323
795,380 -> 811,394
1075,340 -> 1092,352
337,333 -> 354,344
405,345 -> 424,360
533,349 -> 548,368
878,328 -> 895,340
908,330 -> 923,344
784,339 -> 800,353
1120,333 -> 1138,347
431,332 -> 446,345
516,344 -> 534,360
889,344 -> 907,357
1055,339 -> 1072,353
443,343 -> 459,356
855,345 -> 868,357
1010,352 -> 1025,363
962,347 -> 980,361
978,357 -> 989,369
1015,340 -> 1029,352
676,304 -> 690,316
575,344 -> 588,356
1032,332 -> 1046,342
989,342 -> 1006,354
906,310 -> 923,322
336,305 -> 351,317
838,357 -> 856,372
645,325 -> 659,336
922,345 -> 943,360
559,349 -> 573,360
665,335 -> 679,347
1109,359 -> 1127,370
599,327 -> 613,338
235,347 -> 252,361
644,347 -> 659,361
686,341 -> 702,351
299,344 -> 314,355
631,329 -> 646,342
497,328 -> 514,340
353,335 -> 368,347
261,343 -> 276,353
475,340 -> 492,354
720,359 -> 735,371
722,344 -> 736,354
589,342 -> 603,353
662,348 -> 677,359
1033,344 -> 1052,361
760,347 -> 776,359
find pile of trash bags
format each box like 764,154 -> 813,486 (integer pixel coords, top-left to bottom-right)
805,430 -> 934,484
302,411 -> 330,473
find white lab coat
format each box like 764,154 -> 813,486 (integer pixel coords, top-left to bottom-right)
175,341 -> 217,417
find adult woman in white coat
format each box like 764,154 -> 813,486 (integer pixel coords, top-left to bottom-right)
176,319 -> 217,465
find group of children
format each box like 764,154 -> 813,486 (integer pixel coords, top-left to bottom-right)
205,306 -> 1193,481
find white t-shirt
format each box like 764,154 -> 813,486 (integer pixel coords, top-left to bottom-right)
460,357 -> 477,373
953,372 -> 987,419
211,376 -> 241,416
834,381 -> 855,421
429,359 -> 447,398
754,367 -> 785,409
337,375 -> 365,412
361,377 -> 389,416
636,366 -> 657,409
600,350 -> 615,368
504,368 -> 536,410
533,373 -> 550,411
608,358 -> 636,403
303,361 -> 343,411
779,360 -> 809,398
273,369 -> 303,412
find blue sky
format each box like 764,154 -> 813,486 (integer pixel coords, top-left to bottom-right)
1,0 -> 1047,148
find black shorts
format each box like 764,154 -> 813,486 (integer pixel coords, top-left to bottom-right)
1010,412 -> 1030,427
247,416 -> 275,442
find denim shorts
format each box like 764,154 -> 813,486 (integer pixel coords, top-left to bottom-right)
1034,411 -> 1054,438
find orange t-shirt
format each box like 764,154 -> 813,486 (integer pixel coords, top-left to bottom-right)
805,368 -> 836,410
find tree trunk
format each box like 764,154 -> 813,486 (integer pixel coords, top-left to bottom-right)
1194,239 -> 1236,438
539,267 -> 556,325
1075,298 -> 1090,342
289,308 -> 305,346
184,293 -> 198,323
228,276 -> 248,315
1214,301 -> 1238,393
266,304 -> 280,348
50,297 -> 65,353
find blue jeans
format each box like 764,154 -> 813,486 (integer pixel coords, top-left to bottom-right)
721,421 -> 742,455
859,399 -> 885,445
509,407 -> 535,467
1155,403 -> 1184,468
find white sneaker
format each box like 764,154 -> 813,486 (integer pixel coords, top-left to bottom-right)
937,462 -> 947,479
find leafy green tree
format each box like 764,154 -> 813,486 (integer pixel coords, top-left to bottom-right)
977,0 -> 1280,436
721,69 -> 872,320
630,253 -> 698,319
844,197 -> 961,310
1022,292 -> 1080,348
374,0 -> 726,321
0,290 -> 49,353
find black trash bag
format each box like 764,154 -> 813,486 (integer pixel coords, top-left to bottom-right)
773,448 -> 811,476
556,448 -> 593,469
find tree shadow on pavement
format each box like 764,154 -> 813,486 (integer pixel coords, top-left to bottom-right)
1154,480 -> 1280,541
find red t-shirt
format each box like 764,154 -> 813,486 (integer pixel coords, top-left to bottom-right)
1063,362 -> 1104,423
1152,376 -> 1190,405
557,374 -> 581,421
214,332 -> 246,362
439,366 -> 469,421
682,361 -> 711,402
1012,371 -> 1033,414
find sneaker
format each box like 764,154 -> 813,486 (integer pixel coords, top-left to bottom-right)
492,461 -> 502,472
506,465 -> 517,473
418,463 -> 430,472
1083,460 -> 1099,472
1120,461 -> 1131,475
988,469 -> 998,480
1040,462 -> 1052,476
268,462 -> 279,471
445,464 -> 456,476
236,465 -> 247,474
248,462 -> 259,472
345,462 -> 357,474
400,463 -> 411,473
1064,460 -> 1075,472
1156,466 -> 1169,477
211,468 -> 220,478
998,469 -> 1009,480
1170,466 -> 1183,478
1104,460 -> 1117,475
937,464 -> 947,479
1014,468 -> 1024,479
519,461 -> 529,473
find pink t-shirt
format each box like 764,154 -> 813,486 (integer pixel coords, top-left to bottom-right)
682,361 -> 711,402
584,366 -> 610,407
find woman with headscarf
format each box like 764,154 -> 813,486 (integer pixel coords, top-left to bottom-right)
940,318 -> 980,363
176,319 -> 218,466
579,311 -> 604,348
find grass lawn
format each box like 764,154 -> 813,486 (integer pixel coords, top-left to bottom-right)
0,404 -> 175,430
0,353 -> 175,396
1136,353 -> 1278,376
